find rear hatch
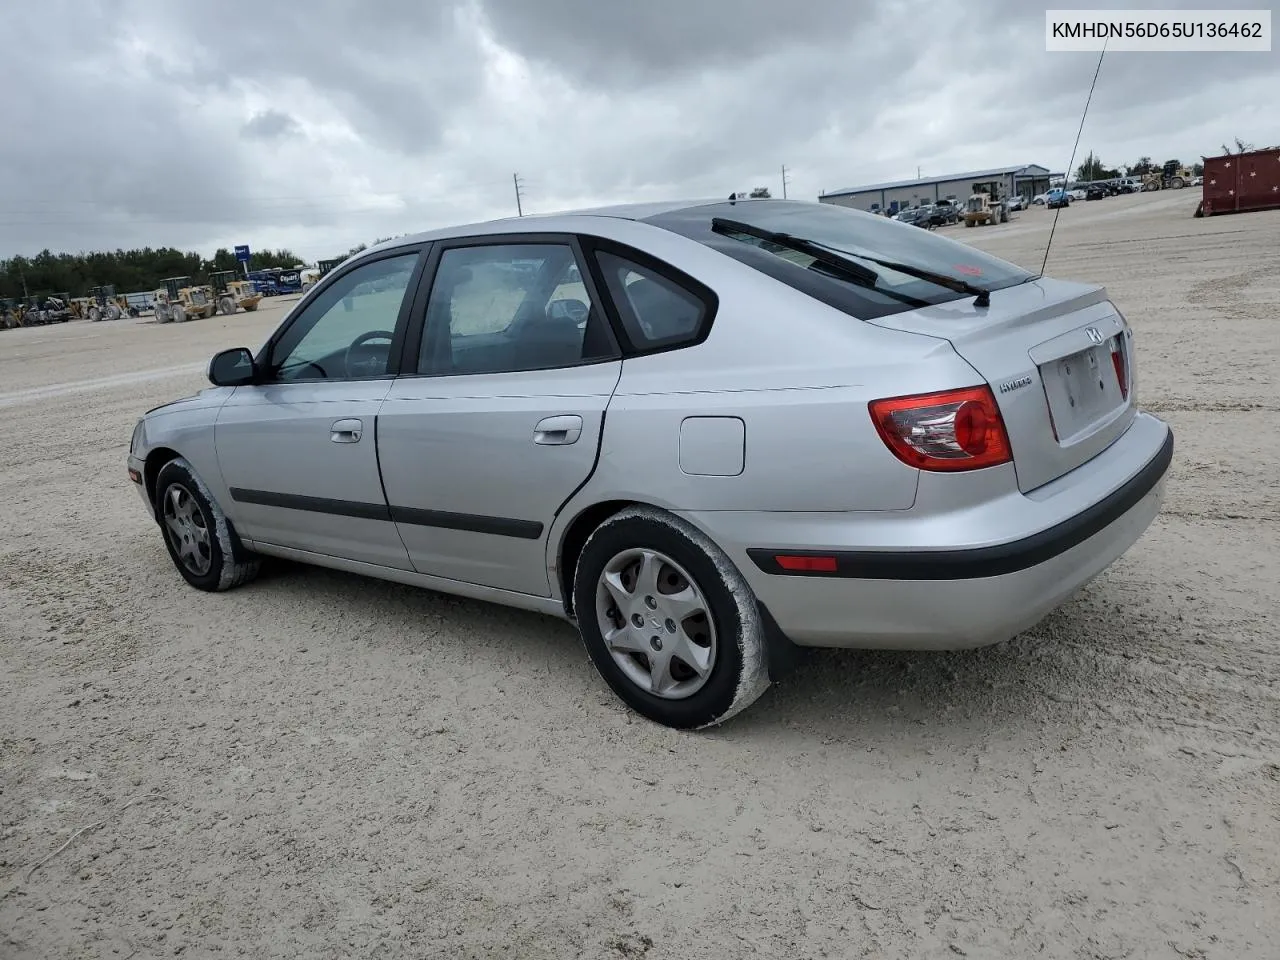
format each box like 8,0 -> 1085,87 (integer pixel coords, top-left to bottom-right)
864,277 -> 1136,492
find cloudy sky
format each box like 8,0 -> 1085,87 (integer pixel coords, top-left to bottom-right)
3,0 -> 1276,261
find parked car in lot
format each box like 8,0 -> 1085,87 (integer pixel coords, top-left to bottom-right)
1032,192 -> 1049,205
933,199 -> 961,223
1086,183 -> 1107,201
127,199 -> 1172,729
1046,188 -> 1071,209
894,206 -> 935,229
1007,195 -> 1025,211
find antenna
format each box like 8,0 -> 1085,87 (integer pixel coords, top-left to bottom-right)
1039,43 -> 1107,277
512,173 -> 526,217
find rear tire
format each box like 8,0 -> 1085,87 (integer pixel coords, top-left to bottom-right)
219,296 -> 235,315
172,304 -> 188,323
573,506 -> 770,729
154,457 -> 260,592
87,306 -> 101,322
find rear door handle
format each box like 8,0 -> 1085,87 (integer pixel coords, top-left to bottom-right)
330,418 -> 363,443
533,414 -> 583,445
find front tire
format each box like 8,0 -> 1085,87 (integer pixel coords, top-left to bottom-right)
154,458 -> 260,592
573,506 -> 770,729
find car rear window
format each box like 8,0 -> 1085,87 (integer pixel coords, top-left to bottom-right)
645,201 -> 1035,321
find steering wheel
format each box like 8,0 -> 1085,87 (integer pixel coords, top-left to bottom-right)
344,330 -> 395,378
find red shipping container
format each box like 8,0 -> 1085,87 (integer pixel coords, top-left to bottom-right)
1200,148 -> 1280,216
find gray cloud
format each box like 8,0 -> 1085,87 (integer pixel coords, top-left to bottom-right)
241,110 -> 302,141
1,0 -> 1275,261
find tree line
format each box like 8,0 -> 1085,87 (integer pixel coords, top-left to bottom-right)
0,246 -> 303,301
1073,139 -> 1277,183
1073,152 -> 1204,183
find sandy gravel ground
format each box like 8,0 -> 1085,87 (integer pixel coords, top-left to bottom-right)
2,193 -> 1277,959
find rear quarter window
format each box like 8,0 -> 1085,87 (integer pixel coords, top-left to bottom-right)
590,248 -> 714,352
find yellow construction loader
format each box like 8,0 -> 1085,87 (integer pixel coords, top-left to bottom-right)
83,285 -> 125,322
209,270 -> 264,314
1142,161 -> 1194,191
153,277 -> 215,323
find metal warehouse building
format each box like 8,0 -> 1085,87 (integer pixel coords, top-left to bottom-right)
819,164 -> 1058,214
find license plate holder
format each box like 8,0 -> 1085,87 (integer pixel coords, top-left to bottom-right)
1041,343 -> 1123,442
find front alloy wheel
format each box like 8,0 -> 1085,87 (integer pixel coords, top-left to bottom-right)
153,457 -> 260,591
162,482 -> 212,577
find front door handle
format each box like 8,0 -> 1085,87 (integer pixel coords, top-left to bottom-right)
331,418 -> 363,443
533,414 -> 583,445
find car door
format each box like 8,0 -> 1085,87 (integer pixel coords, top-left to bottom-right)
377,236 -> 622,597
214,248 -> 426,569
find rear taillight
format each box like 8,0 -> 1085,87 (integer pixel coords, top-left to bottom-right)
869,385 -> 1013,472
1110,335 -> 1128,399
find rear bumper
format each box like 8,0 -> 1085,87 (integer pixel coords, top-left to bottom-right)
681,412 -> 1173,651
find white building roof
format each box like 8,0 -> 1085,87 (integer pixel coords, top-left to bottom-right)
823,165 -> 1053,198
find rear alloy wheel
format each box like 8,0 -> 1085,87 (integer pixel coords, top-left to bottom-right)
154,457 -> 260,592
573,506 -> 769,729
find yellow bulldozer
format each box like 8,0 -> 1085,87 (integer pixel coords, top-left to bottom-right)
209,270 -> 263,314
1142,161 -> 1194,191
153,276 -> 215,323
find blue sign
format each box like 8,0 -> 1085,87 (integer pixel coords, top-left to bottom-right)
234,245 -> 251,263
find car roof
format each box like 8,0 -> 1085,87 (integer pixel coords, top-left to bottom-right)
367,198 -> 851,252
370,198 -> 727,251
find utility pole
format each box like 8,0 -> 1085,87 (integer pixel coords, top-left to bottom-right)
917,165 -> 921,179
781,164 -> 792,199
513,173 -> 526,217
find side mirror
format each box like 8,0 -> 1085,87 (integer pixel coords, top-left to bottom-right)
208,347 -> 257,386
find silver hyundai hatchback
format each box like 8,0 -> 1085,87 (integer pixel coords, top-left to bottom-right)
127,199 -> 1173,728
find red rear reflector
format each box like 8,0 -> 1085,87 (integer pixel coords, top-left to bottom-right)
127,468 -> 142,484
775,555 -> 838,573
869,385 -> 1013,472
1110,338 -> 1128,399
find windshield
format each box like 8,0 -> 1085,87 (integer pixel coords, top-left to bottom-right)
645,201 -> 1034,321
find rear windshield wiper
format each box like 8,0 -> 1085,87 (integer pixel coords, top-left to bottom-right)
711,217 -> 991,308
710,217 -> 879,287
805,239 -> 992,308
